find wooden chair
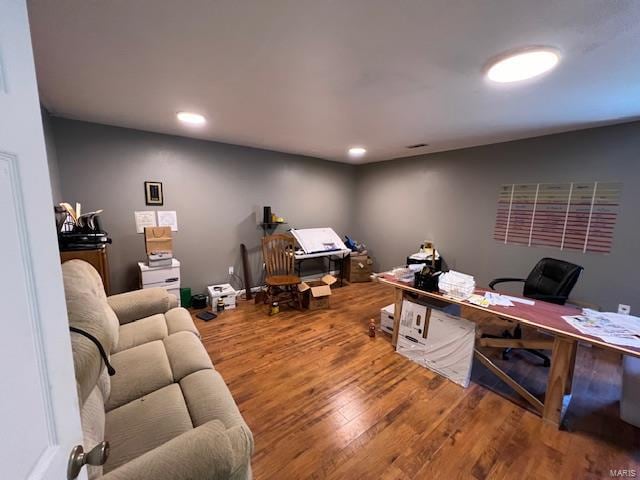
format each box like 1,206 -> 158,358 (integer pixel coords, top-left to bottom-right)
261,233 -> 302,310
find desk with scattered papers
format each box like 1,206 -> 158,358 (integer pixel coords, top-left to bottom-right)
376,274 -> 640,428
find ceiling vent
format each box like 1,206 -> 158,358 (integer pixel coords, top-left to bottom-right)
406,143 -> 429,149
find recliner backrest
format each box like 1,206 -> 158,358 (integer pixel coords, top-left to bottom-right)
62,260 -> 119,405
523,257 -> 583,305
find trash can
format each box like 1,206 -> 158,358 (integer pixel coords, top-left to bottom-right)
180,287 -> 192,308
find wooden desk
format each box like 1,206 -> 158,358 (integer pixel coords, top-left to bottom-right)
61,246 -> 111,295
378,275 -> 639,428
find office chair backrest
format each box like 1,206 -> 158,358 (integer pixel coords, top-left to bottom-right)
262,233 -> 296,277
523,257 -> 583,305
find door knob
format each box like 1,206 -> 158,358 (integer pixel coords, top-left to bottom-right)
67,441 -> 110,479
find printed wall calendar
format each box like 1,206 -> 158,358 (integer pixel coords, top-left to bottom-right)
493,182 -> 622,254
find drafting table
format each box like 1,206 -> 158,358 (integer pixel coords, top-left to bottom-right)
294,249 -> 351,286
377,274 -> 640,428
290,228 -> 351,286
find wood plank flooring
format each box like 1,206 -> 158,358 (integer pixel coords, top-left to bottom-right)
193,282 -> 639,479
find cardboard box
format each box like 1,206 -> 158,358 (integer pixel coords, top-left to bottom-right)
207,283 -> 238,310
397,300 -> 429,345
345,254 -> 373,283
380,304 -> 394,335
298,274 -> 337,310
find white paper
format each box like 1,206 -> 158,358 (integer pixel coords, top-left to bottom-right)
600,336 -> 640,348
484,292 -> 514,307
582,309 -> 640,334
502,295 -> 535,306
290,228 -> 347,254
409,249 -> 440,261
134,211 -> 157,234
562,313 -> 640,348
157,210 -> 178,231
467,294 -> 491,308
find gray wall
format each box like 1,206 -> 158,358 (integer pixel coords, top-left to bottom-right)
52,118 -> 357,294
50,116 -> 639,311
354,122 -> 640,312
42,109 -> 62,204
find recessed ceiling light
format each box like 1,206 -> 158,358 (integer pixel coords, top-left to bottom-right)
486,47 -> 560,83
348,147 -> 367,157
177,111 -> 206,125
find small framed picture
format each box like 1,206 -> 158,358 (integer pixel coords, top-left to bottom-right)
144,181 -> 164,206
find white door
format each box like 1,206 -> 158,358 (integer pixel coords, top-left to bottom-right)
0,1 -> 85,479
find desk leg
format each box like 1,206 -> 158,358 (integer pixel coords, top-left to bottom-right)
391,288 -> 403,348
542,336 -> 577,427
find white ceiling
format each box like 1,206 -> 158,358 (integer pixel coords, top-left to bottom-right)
28,0 -> 640,164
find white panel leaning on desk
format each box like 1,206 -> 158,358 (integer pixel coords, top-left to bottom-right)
375,273 -> 640,429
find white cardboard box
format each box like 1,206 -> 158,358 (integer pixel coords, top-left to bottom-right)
396,300 -> 475,388
207,283 -> 238,310
397,300 -> 429,345
380,304 -> 394,335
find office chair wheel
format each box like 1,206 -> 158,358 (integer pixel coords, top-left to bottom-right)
542,358 -> 551,367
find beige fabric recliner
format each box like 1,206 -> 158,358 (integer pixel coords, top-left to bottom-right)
62,260 -> 253,480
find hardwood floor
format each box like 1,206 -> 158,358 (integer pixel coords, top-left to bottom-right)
193,282 -> 639,479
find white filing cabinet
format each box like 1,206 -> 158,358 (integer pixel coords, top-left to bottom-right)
138,259 -> 181,305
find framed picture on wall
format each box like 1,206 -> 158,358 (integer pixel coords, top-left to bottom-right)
144,181 -> 164,206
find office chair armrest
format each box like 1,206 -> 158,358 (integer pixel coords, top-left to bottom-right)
488,278 -> 526,290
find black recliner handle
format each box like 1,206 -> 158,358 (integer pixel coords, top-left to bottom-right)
69,326 -> 116,376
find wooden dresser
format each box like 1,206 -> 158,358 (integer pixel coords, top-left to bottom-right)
60,246 -> 111,295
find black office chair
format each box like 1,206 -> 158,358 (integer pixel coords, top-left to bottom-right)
486,257 -> 583,366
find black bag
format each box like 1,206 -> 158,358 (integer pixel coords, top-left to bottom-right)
414,267 -> 441,292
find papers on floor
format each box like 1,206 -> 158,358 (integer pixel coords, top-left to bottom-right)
562,309 -> 640,348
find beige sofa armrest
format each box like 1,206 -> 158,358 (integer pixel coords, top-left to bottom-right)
107,288 -> 175,325
102,420 -> 251,480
